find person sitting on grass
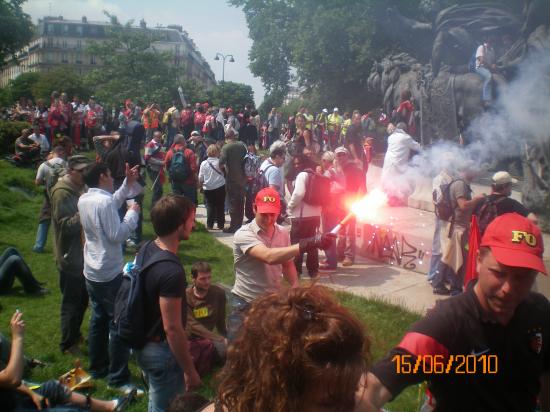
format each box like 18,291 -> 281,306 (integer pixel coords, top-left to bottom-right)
203,286 -> 371,412
14,129 -> 41,166
0,248 -> 47,295
186,261 -> 227,362
0,310 -> 135,412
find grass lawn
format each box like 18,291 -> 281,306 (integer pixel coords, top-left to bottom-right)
0,159 -> 421,411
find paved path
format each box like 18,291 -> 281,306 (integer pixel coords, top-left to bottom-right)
195,164 -> 550,314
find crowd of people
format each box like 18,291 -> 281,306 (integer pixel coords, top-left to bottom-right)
1,86 -> 549,412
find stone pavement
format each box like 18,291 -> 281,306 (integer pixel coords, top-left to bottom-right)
195,163 -> 550,315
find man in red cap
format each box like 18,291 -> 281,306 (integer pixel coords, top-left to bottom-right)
227,187 -> 335,342
359,213 -> 550,412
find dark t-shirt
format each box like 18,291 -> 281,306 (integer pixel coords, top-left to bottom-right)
474,194 -> 529,218
371,284 -> 550,412
141,242 -> 187,340
343,162 -> 366,194
344,123 -> 365,163
220,140 -> 247,185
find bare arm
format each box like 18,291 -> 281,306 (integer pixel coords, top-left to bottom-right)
247,243 -> 300,265
456,195 -> 485,211
354,372 -> 393,412
281,259 -> 299,287
541,372 -> 550,412
160,297 -> 201,390
0,312 -> 25,389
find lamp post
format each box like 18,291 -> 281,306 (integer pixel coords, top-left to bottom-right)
214,52 -> 235,107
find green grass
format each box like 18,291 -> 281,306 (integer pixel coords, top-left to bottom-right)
0,159 -> 421,411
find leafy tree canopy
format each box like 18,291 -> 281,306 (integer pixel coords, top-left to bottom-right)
8,71 -> 40,101
32,66 -> 90,102
0,0 -> 34,67
208,81 -> 255,111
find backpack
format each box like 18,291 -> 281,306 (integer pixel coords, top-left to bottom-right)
433,179 -> 462,221
114,241 -> 181,349
303,170 -> 330,206
244,153 -> 261,179
45,161 -> 66,198
475,195 -> 507,236
169,148 -> 192,182
162,108 -> 175,125
249,164 -> 274,199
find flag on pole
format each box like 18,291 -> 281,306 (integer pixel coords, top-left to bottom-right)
464,215 -> 481,287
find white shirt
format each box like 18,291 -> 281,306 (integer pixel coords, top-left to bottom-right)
35,157 -> 66,184
198,157 -> 225,190
78,179 -> 142,282
287,171 -> 322,219
382,129 -> 421,177
30,133 -> 50,154
260,159 -> 284,197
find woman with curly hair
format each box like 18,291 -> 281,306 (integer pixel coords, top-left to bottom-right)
203,286 -> 371,412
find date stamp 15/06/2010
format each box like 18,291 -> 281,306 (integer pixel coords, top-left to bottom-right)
392,354 -> 498,375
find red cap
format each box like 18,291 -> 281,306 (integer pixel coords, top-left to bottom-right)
481,213 -> 547,275
254,187 -> 281,214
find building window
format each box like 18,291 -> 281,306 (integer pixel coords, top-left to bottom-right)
75,52 -> 82,64
47,38 -> 53,48
63,24 -> 69,34
90,55 -> 96,65
76,25 -> 83,36
76,39 -> 82,49
47,24 -> 54,34
61,52 -> 68,63
62,40 -> 67,49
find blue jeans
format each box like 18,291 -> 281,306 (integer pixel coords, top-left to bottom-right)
227,294 -> 250,343
85,275 -> 130,386
0,247 -> 42,294
33,220 -> 49,252
427,217 -> 442,283
337,216 -> 356,261
137,341 -> 184,412
322,211 -> 340,269
171,181 -> 197,205
475,66 -> 492,102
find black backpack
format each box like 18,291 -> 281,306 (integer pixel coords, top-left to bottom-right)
114,241 -> 181,349
433,179 -> 462,222
476,195 -> 507,236
303,169 -> 330,206
249,164 -> 275,199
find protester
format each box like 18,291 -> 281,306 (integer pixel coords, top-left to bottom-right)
290,113 -> 313,155
78,162 -> 142,390
144,131 -> 166,209
359,213 -> 550,412
228,187 -> 334,341
287,154 -> 322,279
84,96 -> 104,150
165,134 -> 198,204
335,147 -> 366,267
239,112 -> 258,147
14,129 -> 40,165
164,101 -> 180,147
219,125 -> 247,233
475,35 -> 497,106
267,107 -> 282,148
345,112 -> 367,172
0,311 -> 135,412
142,104 -> 161,142
198,144 -> 225,230
50,155 -> 92,355
180,104 -> 194,140
186,261 -> 227,360
473,171 -> 537,235
0,248 -> 46,295
29,124 -> 50,157
432,162 -> 486,295
32,145 -> 66,253
136,195 -> 201,412
380,122 -> 420,206
243,144 -> 262,223
327,107 -> 342,150
259,143 -> 286,216
206,286 -> 370,412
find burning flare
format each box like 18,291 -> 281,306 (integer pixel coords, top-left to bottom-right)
330,188 -> 388,234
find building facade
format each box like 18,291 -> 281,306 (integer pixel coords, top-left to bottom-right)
0,16 -> 216,89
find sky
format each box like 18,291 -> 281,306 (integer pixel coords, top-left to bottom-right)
22,0 -> 267,105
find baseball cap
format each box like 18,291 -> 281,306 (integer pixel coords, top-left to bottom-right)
255,187 -> 281,214
322,108 -> 328,113
333,107 -> 339,112
481,213 -> 546,274
190,131 -> 201,137
335,146 -> 349,155
68,155 -> 93,171
492,171 -> 518,185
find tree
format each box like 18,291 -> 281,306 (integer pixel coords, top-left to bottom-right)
209,81 -> 255,110
178,79 -> 209,107
32,67 -> 90,102
8,72 -> 40,101
0,0 -> 34,67
84,14 -> 178,108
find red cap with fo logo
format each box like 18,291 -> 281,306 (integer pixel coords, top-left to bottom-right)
254,187 -> 281,214
480,213 -> 546,274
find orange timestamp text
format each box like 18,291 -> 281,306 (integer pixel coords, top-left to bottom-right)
392,354 -> 498,375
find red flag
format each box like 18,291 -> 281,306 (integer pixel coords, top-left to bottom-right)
465,215 -> 481,287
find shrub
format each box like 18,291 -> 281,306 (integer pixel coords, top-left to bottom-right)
0,120 -> 32,155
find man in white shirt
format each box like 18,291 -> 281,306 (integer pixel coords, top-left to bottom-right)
381,122 -> 421,205
78,162 -> 142,391
29,124 -> 50,156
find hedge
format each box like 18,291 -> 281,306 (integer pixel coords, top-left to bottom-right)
0,120 -> 32,155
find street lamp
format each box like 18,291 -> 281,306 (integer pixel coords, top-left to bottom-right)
214,52 -> 235,107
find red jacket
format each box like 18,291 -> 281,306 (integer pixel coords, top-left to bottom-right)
164,144 -> 198,185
